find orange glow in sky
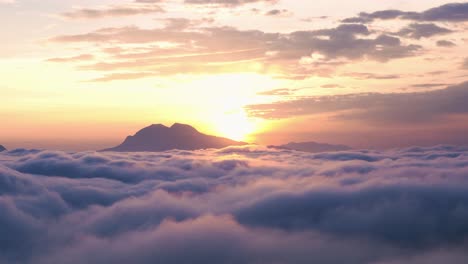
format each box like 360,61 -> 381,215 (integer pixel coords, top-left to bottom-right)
0,0 -> 467,150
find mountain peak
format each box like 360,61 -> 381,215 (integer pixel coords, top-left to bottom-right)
150,124 -> 168,128
102,123 -> 246,152
170,123 -> 198,133
0,145 -> 6,152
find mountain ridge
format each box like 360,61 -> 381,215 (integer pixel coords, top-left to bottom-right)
102,123 -> 246,152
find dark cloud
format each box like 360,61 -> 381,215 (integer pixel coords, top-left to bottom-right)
436,40 -> 456,47
236,185 -> 468,247
264,9 -> 291,17
246,81 -> 468,123
416,2 -> 468,22
342,2 -> 468,23
394,23 -> 452,39
343,10 -> 408,23
2,145 -> 468,263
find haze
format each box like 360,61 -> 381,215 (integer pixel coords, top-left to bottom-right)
1,0 -> 467,150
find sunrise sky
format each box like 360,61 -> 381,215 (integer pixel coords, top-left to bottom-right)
1,0 -> 467,150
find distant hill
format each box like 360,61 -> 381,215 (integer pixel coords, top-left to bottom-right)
0,145 -> 6,152
269,141 -> 351,153
102,123 -> 246,152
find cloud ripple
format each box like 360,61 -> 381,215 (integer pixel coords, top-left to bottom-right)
1,145 -> 468,263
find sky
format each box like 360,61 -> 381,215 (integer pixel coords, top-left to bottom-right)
1,0 -> 467,150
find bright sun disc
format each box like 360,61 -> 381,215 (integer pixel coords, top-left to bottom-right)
213,110 -> 257,142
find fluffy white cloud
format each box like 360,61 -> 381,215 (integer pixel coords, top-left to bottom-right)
1,145 -> 468,263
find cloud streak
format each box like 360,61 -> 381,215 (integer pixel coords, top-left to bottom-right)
61,3 -> 164,19
184,0 -> 278,6
246,81 -> 468,123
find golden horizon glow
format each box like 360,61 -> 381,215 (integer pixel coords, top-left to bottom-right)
1,0 -> 467,150
210,109 -> 260,142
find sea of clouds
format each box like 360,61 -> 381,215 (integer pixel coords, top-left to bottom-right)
1,145 -> 468,263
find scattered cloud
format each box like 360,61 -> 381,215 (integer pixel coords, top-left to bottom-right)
321,84 -> 342,88
46,54 -> 94,63
48,23 -> 421,80
184,0 -> 278,6
257,88 -> 296,96
61,3 -> 164,19
342,2 -> 468,23
394,23 -> 452,39
436,40 -> 456,47
246,81 -> 468,123
264,9 -> 292,17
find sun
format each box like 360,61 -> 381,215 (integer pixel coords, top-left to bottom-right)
212,109 -> 258,142
179,73 -> 276,142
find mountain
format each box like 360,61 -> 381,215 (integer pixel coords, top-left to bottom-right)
102,123 -> 247,152
0,145 -> 6,152
269,141 -> 351,153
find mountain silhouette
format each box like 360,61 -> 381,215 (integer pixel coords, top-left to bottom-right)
0,145 -> 5,152
102,123 -> 247,152
269,141 -> 351,153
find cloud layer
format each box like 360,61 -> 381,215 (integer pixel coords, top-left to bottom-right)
44,2 -> 466,82
342,3 -> 468,23
49,23 -> 422,80
2,145 -> 468,263
246,81 -> 468,123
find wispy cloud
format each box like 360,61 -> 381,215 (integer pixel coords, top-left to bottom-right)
61,3 -> 164,19
463,58 -> 468,69
184,0 -> 278,6
246,81 -> 468,123
46,54 -> 94,63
